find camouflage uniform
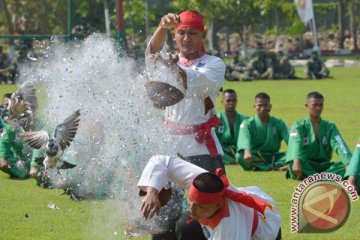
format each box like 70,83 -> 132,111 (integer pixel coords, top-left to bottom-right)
305,51 -> 330,79
248,52 -> 273,80
273,53 -> 296,79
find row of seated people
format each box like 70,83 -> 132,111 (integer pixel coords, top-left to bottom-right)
2,90 -> 359,193
226,50 -> 330,81
215,89 -> 359,191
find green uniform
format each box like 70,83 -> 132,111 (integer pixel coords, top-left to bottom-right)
286,117 -> 352,179
30,149 -> 44,168
30,116 -> 46,170
344,138 -> 360,188
225,61 -> 252,81
305,58 -> 330,79
236,115 -> 289,171
274,57 -> 295,79
215,112 -> 247,164
0,119 -> 29,179
248,57 -> 273,80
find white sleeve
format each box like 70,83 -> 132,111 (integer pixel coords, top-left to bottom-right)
137,155 -> 207,192
144,37 -> 168,59
184,57 -> 225,91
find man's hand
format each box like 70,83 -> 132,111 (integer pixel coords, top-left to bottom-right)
140,187 -> 161,220
348,176 -> 359,192
0,157 -> 10,169
292,159 -> 302,179
243,150 -> 253,164
150,13 -> 180,54
159,13 -> 181,30
29,166 -> 38,178
168,52 -> 179,64
166,52 -> 187,90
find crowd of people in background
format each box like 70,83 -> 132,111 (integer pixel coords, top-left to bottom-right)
0,40 -> 43,85
0,15 -> 97,85
225,47 -> 330,81
0,45 -> 19,84
0,38 -> 332,86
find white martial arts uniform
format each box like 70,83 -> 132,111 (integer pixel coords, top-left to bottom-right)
145,43 -> 226,157
138,155 -> 282,240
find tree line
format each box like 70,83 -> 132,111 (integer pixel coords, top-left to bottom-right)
0,0 -> 358,51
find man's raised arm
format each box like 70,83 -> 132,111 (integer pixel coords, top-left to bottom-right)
149,13 -> 180,54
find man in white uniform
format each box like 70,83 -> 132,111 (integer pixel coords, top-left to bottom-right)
146,10 -> 225,168
139,155 -> 282,240
145,10 -> 226,240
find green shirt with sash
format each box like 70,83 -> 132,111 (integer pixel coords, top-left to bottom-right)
286,117 -> 352,178
237,115 -> 289,170
215,112 -> 247,164
0,119 -> 29,179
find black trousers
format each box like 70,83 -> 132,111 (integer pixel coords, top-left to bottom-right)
180,154 -> 226,175
152,155 -> 225,240
176,214 -> 282,240
175,212 -> 207,240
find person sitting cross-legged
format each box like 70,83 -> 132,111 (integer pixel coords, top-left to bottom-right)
248,52 -> 273,80
286,91 -> 352,180
304,51 -> 330,79
236,92 -> 289,171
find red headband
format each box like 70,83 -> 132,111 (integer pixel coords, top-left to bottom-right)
189,184 -> 225,204
188,169 -> 273,216
175,11 -> 206,53
174,11 -> 205,33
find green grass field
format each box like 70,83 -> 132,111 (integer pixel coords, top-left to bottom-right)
1,67 -> 360,239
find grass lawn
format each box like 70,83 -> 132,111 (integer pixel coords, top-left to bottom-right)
1,66 -> 360,239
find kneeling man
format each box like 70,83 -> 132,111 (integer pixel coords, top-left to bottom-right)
138,155 -> 281,240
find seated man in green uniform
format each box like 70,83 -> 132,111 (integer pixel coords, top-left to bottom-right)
236,92 -> 289,171
0,118 -> 29,179
215,89 -> 247,164
286,92 -> 352,180
344,138 -> 360,192
0,93 -> 43,181
305,51 -> 330,79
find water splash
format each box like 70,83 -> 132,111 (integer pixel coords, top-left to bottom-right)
19,34 -> 178,238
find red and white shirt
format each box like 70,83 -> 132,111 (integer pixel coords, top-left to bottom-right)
145,42 -> 226,157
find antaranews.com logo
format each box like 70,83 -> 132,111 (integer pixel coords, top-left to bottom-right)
290,172 -> 358,233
